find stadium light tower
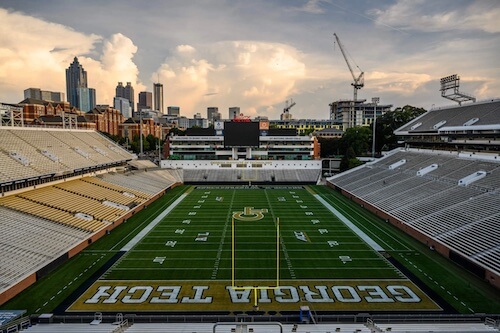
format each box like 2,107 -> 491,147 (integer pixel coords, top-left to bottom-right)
371,97 -> 379,159
440,74 -> 476,105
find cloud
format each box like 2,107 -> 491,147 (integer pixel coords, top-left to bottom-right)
0,8 -> 99,102
367,71 -> 432,95
84,33 -> 146,104
0,8 -> 144,107
369,0 -> 500,33
154,41 -> 307,118
292,0 -> 329,14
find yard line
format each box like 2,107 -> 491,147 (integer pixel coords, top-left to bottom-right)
265,189 -> 295,279
120,193 -> 189,252
319,189 -> 411,251
314,194 -> 384,252
211,189 -> 236,280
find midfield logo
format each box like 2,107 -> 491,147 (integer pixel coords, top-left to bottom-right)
232,207 -> 268,221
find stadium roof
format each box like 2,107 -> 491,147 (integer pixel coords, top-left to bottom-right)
395,99 -> 500,135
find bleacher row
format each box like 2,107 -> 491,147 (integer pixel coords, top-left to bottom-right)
0,127 -> 183,303
397,99 -> 500,133
183,169 -> 321,183
21,321 -> 500,333
0,170 -> 182,296
328,149 -> 500,276
0,127 -> 133,183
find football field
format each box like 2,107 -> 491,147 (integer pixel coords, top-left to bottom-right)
69,186 -> 439,312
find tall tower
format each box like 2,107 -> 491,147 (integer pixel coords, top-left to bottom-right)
154,83 -> 164,113
66,57 -> 88,108
137,92 -> 152,111
207,107 -> 221,123
116,82 -> 135,112
125,82 -> 134,112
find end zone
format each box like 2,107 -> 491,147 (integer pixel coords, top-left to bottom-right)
67,279 -> 441,312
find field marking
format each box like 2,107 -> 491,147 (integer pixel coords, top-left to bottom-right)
106,189 -> 189,252
318,188 -> 411,251
314,194 -> 384,251
120,193 -> 188,252
211,190 -> 236,280
402,256 -> 474,313
266,190 -> 294,279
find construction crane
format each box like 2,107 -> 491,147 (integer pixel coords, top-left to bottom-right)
281,99 -> 296,120
284,99 -> 296,113
333,33 -> 364,101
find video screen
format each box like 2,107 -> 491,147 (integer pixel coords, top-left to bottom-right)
223,122 -> 260,147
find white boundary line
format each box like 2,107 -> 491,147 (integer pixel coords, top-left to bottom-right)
314,194 -> 384,252
120,193 -> 188,251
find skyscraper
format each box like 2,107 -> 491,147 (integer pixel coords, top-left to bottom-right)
207,107 -> 221,122
167,106 -> 180,116
137,92 -> 153,112
66,57 -> 88,109
229,107 -> 240,119
116,82 -> 135,112
154,83 -> 164,113
114,97 -> 132,118
77,87 -> 96,112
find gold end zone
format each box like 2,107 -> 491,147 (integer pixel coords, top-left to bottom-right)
68,279 -> 442,312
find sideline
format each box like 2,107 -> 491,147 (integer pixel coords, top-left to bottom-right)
120,193 -> 188,251
314,194 -> 384,252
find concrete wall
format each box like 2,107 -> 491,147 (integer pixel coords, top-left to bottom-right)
161,160 -> 322,170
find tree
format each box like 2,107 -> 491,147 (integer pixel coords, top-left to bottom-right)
317,137 -> 342,157
146,134 -> 156,151
169,127 -> 186,136
375,105 -> 426,153
340,126 -> 372,156
339,146 -> 362,171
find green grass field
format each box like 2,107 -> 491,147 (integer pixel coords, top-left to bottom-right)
3,185 -> 500,314
105,186 -> 400,281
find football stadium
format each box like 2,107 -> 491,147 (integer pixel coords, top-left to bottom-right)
0,100 -> 500,332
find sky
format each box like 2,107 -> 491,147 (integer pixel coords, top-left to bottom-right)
0,0 -> 499,120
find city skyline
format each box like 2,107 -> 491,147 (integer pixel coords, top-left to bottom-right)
0,0 -> 499,119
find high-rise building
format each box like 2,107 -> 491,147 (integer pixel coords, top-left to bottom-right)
137,92 -> 153,112
154,83 -> 164,113
167,106 -> 180,116
329,99 -> 392,130
25,88 -> 65,102
77,87 -> 96,112
116,82 -> 135,112
207,107 -> 221,123
66,57 -> 88,109
114,97 -> 132,118
229,107 -> 240,119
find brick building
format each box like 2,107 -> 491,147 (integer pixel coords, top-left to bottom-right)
86,105 -> 124,136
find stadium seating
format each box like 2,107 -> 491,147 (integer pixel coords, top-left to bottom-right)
0,207 -> 89,291
182,168 -> 321,183
97,169 -> 182,195
0,127 -> 133,187
328,148 -> 500,277
397,100 -> 500,134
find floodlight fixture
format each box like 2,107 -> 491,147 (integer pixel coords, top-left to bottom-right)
439,74 -> 476,105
